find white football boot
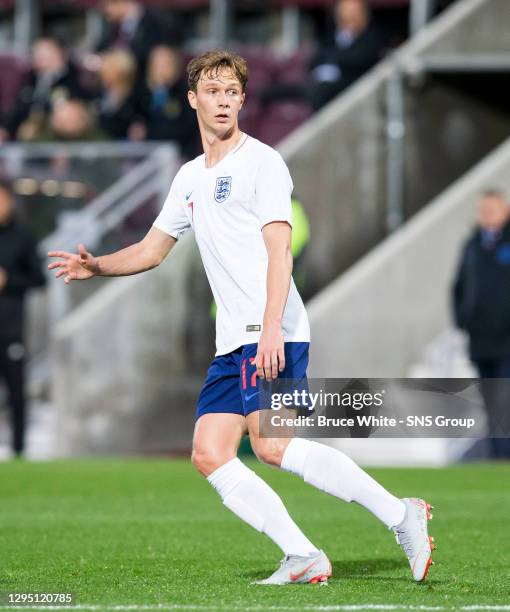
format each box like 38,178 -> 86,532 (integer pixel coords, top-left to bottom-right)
254,550 -> 332,585
392,497 -> 436,581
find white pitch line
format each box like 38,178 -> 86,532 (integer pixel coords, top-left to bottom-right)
1,605 -> 510,611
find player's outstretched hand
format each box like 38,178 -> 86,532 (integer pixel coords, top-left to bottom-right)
47,244 -> 98,284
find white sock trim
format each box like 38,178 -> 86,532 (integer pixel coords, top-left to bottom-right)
206,457 -> 252,500
281,438 -> 313,477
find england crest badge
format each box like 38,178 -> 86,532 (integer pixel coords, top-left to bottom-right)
214,176 -> 232,203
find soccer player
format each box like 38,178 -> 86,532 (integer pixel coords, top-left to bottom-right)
48,50 -> 434,585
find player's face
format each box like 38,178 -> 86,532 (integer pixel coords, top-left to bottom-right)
188,67 -> 245,136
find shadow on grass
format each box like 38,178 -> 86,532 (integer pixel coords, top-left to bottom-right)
246,557 -> 405,582
332,557 -> 403,576
332,558 -> 447,588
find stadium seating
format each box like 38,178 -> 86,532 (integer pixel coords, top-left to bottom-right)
40,0 -> 208,7
255,100 -> 312,146
33,0 -> 409,9
274,45 -> 313,83
0,43 -> 314,146
0,54 -> 30,117
0,0 -> 411,7
256,0 -> 411,6
0,0 -> 409,147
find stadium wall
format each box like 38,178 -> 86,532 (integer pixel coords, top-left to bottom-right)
307,136 -> 510,378
52,236 -> 213,455
305,136 -> 510,466
281,0 -> 510,297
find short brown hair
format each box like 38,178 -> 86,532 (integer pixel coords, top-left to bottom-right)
187,49 -> 248,93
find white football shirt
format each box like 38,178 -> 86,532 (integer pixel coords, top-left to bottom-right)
153,134 -> 310,355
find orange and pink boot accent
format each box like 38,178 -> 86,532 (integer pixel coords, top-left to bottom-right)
254,550 -> 332,585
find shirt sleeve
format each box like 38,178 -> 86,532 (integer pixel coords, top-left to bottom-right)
153,169 -> 191,240
252,148 -> 293,230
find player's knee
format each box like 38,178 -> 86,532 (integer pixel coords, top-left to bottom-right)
250,438 -> 286,467
191,448 -> 214,476
191,448 -> 233,477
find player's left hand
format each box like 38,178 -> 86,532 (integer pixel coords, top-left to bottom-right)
255,321 -> 285,382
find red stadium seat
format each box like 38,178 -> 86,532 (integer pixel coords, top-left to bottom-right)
271,0 -> 408,6
238,97 -> 262,138
255,100 -> 311,147
41,0 -> 209,8
0,53 -> 30,117
275,45 -> 313,83
235,47 -> 279,95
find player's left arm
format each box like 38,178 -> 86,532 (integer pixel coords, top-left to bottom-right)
256,221 -> 293,382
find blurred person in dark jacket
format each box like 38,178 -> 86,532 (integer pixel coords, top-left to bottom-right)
453,189 -> 510,458
0,182 -> 46,457
96,49 -> 140,139
130,46 -> 198,158
308,0 -> 386,109
94,0 -> 182,71
0,37 -> 87,143
261,0 -> 385,112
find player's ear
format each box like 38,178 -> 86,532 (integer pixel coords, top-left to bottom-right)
239,92 -> 245,110
188,90 -> 197,110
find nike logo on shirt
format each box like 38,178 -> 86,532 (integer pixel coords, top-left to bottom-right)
185,191 -> 193,200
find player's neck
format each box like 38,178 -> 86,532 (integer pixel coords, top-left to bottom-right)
201,126 -> 244,169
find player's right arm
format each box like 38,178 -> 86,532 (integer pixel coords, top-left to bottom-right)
47,226 -> 176,284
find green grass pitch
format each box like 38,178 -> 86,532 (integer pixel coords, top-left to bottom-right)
0,459 -> 509,611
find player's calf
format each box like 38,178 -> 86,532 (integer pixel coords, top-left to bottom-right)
249,435 -> 290,467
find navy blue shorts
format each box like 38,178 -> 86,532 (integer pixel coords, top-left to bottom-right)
195,342 -> 309,420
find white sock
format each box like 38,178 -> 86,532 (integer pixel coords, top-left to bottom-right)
207,457 -> 319,556
281,439 -> 406,528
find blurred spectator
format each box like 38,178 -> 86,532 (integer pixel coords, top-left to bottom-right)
36,99 -> 107,142
94,0 -> 182,71
13,99 -> 116,239
453,189 -> 510,458
131,46 -> 198,158
0,37 -> 88,143
309,0 -> 386,108
96,50 -> 140,139
262,0 -> 386,111
0,181 -> 46,457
